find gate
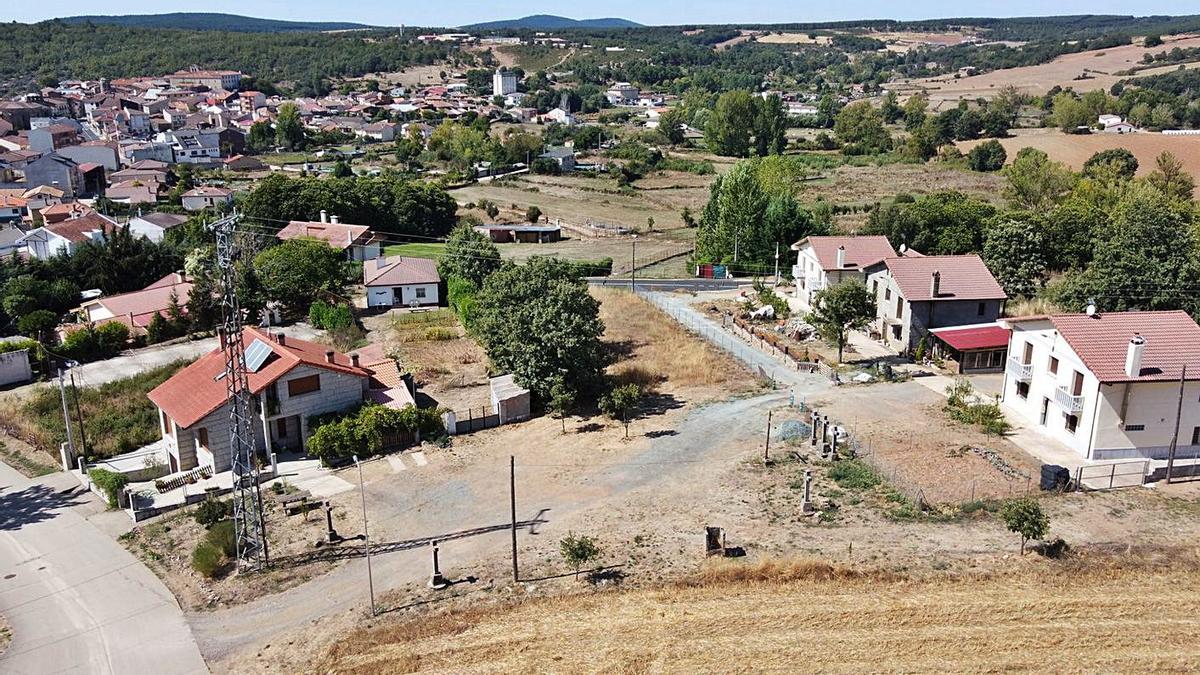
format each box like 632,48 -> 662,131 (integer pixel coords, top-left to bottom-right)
1075,460 -> 1148,491
449,405 -> 501,434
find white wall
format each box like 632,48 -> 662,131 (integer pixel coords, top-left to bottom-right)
366,283 -> 440,308
127,217 -> 166,243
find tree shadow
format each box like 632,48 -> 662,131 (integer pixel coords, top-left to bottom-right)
0,483 -> 88,531
519,564 -> 626,583
576,423 -> 606,434
644,429 -> 678,439
602,339 -> 639,360
639,392 -> 684,418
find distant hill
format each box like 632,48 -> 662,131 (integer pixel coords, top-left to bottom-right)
58,13 -> 375,33
465,15 -> 642,30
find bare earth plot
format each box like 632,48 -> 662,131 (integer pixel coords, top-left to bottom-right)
957,128 -> 1200,179
897,34 -> 1200,108
319,555 -> 1200,673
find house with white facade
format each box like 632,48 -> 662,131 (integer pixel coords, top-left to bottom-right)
147,329 -> 376,473
127,212 -> 188,242
17,211 -> 116,259
180,186 -> 233,211
1000,310 -> 1200,461
364,256 -> 441,308
276,214 -> 381,261
606,82 -> 640,106
790,235 -> 897,308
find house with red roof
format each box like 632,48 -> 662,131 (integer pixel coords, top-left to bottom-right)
77,272 -> 192,336
277,213 -> 381,261
863,254 -> 1007,353
363,256 -> 441,308
17,211 -> 117,259
790,235 -> 899,308
147,328 -> 386,473
999,310 -> 1200,461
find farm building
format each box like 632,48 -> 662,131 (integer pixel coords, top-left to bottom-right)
475,223 -> 561,244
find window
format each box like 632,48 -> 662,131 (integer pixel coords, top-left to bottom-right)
977,302 -> 986,316
1124,424 -> 1145,432
872,280 -> 879,295
895,297 -> 903,319
1016,381 -> 1030,399
415,287 -> 427,299
1192,426 -> 1200,446
198,427 -> 209,450
1071,371 -> 1084,396
287,374 -> 321,397
884,287 -> 891,300
1049,357 -> 1059,375
1065,413 -> 1079,434
1022,341 -> 1033,365
276,418 -> 288,438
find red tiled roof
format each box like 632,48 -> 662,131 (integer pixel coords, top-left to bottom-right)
1037,311 -> 1200,383
793,235 -> 897,271
874,254 -> 1007,302
278,221 -> 373,250
148,327 -> 370,429
363,256 -> 440,287
182,187 -> 232,198
930,323 -> 1010,351
87,274 -> 192,328
44,212 -> 118,243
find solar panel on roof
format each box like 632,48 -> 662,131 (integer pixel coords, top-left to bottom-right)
244,338 -> 273,373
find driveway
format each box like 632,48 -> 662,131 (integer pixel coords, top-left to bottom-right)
0,461 -> 208,674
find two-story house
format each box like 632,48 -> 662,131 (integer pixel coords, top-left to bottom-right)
148,329 -> 376,474
863,254 -> 1007,353
1000,310 -> 1200,461
17,211 -> 117,259
790,235 -> 898,309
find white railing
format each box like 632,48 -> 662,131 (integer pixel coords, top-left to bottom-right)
1055,385 -> 1085,413
1006,357 -> 1032,381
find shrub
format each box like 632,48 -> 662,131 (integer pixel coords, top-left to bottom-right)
560,531 -> 601,579
999,497 -> 1050,555
423,327 -> 456,341
307,403 -> 445,466
191,541 -> 224,578
525,205 -> 542,223
944,378 -> 1011,435
446,276 -> 478,326
828,459 -> 881,490
193,499 -> 231,528
206,519 -> 238,558
62,322 -> 130,362
88,468 -> 129,508
308,301 -> 355,331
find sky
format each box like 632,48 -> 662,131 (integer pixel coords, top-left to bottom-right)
3,1 -> 1197,26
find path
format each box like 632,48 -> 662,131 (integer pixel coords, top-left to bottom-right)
0,461 -> 208,674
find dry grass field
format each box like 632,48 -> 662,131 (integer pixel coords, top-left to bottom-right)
898,34 -> 1200,108
800,162 -> 1008,210
317,552 -> 1200,674
957,128 -> 1200,179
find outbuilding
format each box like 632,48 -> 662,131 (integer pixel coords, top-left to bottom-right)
929,322 -> 1010,373
363,256 -> 441,308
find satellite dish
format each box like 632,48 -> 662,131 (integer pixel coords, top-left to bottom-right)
1085,300 -> 1097,316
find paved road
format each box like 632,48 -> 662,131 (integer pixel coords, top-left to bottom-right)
0,462 -> 208,674
588,277 -> 748,292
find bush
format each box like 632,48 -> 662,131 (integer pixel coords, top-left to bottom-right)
446,276 -> 479,326
206,519 -> 238,558
308,300 -> 355,331
944,378 -> 1011,435
560,531 -> 601,579
525,206 -> 542,223
62,322 -> 130,362
191,541 -> 224,578
828,459 -> 881,490
193,499 -> 231,528
88,468 -> 129,508
967,139 -> 1007,172
307,403 -> 445,466
566,258 -> 613,277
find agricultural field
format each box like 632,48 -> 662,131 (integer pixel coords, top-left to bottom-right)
957,128 -> 1200,179
897,34 -> 1200,109
318,551 -> 1200,673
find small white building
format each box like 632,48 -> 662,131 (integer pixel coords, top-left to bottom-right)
493,69 -> 518,97
180,186 -> 233,212
363,256 -> 441,308
605,82 -> 640,106
127,212 -> 188,243
1000,310 -> 1200,461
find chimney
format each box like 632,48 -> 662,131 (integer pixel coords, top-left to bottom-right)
320,209 -> 328,223
835,245 -> 846,269
1125,334 -> 1145,378
325,350 -> 335,364
276,333 -> 286,346
930,270 -> 941,298
330,215 -> 340,224
350,354 -> 360,368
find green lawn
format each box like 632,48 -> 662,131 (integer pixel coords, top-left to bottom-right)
383,243 -> 447,259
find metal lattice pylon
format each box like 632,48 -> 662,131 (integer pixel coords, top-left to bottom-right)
213,212 -> 268,571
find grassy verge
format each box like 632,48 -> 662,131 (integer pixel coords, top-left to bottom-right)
0,360 -> 192,461
0,439 -> 57,477
383,242 -> 447,259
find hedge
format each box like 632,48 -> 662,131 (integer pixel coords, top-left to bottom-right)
88,467 -> 129,508
307,403 -> 444,466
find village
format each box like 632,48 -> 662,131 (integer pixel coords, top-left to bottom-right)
1,10 -> 1200,675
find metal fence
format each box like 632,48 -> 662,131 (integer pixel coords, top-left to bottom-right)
1076,461 -> 1149,490
447,405 -> 500,435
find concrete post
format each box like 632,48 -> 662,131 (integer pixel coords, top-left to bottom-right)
325,501 -> 340,543
429,541 -> 448,589
801,469 -> 815,514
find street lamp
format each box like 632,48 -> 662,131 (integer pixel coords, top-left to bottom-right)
353,455 -> 376,617
630,234 -> 638,294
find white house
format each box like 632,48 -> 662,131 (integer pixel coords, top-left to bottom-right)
180,186 -> 233,212
363,256 -> 441,308
17,212 -> 116,259
127,212 -> 189,243
276,213 -> 381,261
790,235 -> 898,308
605,82 -> 640,106
1000,310 -> 1200,461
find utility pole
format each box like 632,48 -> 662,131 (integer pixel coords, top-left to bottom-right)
630,234 -> 637,294
510,455 -> 519,582
57,369 -> 75,460
69,372 -> 88,460
1166,364 -> 1187,484
764,409 -> 773,462
773,242 -> 780,287
354,456 -> 376,616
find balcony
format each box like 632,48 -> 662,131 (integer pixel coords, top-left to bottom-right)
1054,385 -> 1085,413
1006,357 -> 1032,381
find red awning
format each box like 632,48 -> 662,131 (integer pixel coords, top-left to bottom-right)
930,324 -> 1010,351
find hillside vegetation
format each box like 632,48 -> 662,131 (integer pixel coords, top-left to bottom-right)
320,553 -> 1200,673
59,13 -> 374,32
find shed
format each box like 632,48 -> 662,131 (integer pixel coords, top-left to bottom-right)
929,322 -> 1010,373
0,341 -> 33,386
489,374 -> 530,424
474,223 -> 561,244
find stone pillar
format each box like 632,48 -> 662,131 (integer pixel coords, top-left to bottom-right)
801,469 -> 815,514
428,541 -> 448,589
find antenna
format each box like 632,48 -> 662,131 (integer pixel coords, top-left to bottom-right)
212,212 -> 268,572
